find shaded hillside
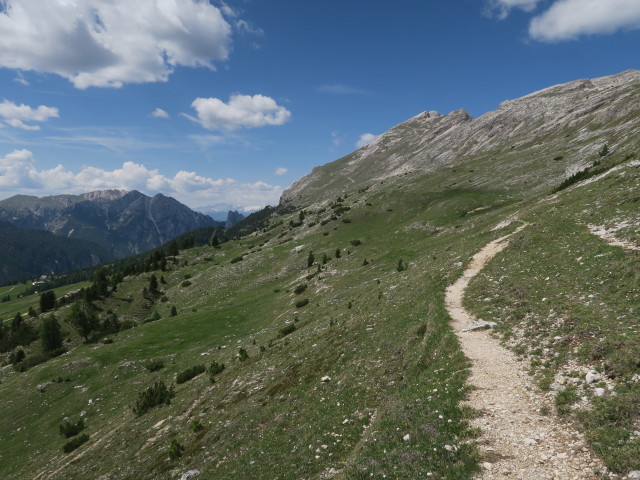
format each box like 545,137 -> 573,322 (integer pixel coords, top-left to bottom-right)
0,221 -> 110,285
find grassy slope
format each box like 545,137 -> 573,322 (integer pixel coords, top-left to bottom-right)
0,170 -> 524,480
465,154 -> 640,473
0,282 -> 91,320
0,149 -> 637,478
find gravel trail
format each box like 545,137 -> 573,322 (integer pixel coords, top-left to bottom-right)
445,224 -> 607,480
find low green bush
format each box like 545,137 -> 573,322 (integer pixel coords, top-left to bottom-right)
295,298 -> 309,308
132,381 -> 175,416
168,439 -> 184,460
59,419 -> 85,438
176,364 -> 206,384
208,360 -> 225,376
279,323 -> 296,337
145,359 -> 165,372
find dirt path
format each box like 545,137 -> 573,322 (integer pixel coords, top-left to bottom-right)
445,224 -> 607,480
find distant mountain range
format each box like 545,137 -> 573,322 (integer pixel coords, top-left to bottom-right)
0,190 -> 245,283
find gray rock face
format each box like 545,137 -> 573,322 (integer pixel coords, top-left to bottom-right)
225,210 -> 245,228
281,70 -> 640,207
0,189 -> 219,258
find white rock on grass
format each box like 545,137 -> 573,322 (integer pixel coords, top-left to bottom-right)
585,371 -> 600,384
180,470 -> 200,480
321,376 -> 331,382
594,388 -> 606,397
627,471 -> 640,480
464,320 -> 497,331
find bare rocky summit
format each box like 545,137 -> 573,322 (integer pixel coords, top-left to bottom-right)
282,70 -> 640,206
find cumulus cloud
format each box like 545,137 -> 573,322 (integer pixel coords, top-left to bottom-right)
486,0 -> 541,19
529,0 -> 640,41
274,167 -> 288,176
151,108 -> 169,119
0,100 -> 59,130
356,133 -> 377,148
0,149 -> 284,208
185,94 -> 291,131
0,0 -> 233,88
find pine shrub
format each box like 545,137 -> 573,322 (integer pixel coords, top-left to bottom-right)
59,419 -> 85,438
176,364 -> 206,384
132,381 -> 175,416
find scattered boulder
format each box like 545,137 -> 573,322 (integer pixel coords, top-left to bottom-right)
627,471 -> 640,480
179,470 -> 200,480
37,382 -> 53,393
321,376 -> 331,383
585,371 -> 600,384
464,320 -> 497,331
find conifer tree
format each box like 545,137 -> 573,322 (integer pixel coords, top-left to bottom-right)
41,314 -> 63,352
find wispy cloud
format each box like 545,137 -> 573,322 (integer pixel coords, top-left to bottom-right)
274,167 -> 288,176
318,84 -> 368,95
485,0 -> 542,19
45,127 -> 170,154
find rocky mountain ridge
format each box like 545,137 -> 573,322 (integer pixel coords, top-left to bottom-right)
0,189 -> 221,259
282,69 -> 640,206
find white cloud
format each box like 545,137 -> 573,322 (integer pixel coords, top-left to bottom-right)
0,100 -> 59,130
274,167 -> 288,176
151,108 -> 169,119
185,94 -> 291,131
0,0 -> 233,89
356,133 -> 377,148
0,149 -> 284,209
529,0 -> 640,41
486,0 -> 541,19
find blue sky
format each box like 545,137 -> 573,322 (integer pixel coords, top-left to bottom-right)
0,0 -> 639,212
